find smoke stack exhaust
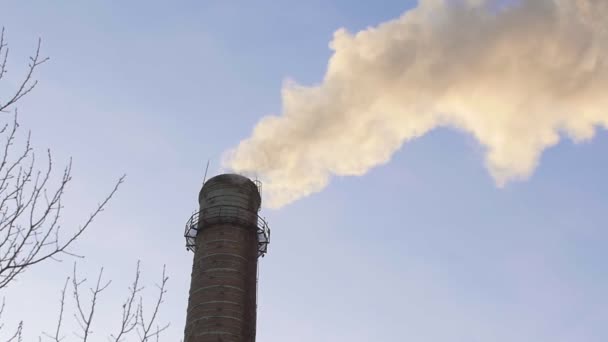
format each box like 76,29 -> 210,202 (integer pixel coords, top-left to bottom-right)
184,174 -> 270,341
224,0 -> 608,208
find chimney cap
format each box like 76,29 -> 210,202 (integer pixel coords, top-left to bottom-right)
198,173 -> 261,206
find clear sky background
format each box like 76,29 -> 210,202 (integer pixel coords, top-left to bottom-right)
1,1 -> 607,341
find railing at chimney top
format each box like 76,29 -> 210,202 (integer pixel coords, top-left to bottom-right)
184,205 -> 270,258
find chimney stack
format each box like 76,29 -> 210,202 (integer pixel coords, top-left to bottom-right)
184,174 -> 270,341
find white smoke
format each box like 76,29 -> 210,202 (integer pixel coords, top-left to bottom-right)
224,0 -> 608,208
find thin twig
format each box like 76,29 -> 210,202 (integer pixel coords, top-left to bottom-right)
72,264 -> 111,342
110,261 -> 143,342
137,265 -> 169,342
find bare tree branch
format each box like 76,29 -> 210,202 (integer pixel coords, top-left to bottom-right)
137,265 -> 169,342
0,28 -> 9,83
0,29 -> 126,290
37,263 -> 170,342
71,264 -> 111,342
0,28 -> 169,342
0,297 -> 6,333
0,28 -> 49,112
6,321 -> 22,342
110,261 -> 142,342
42,277 -> 69,342
0,145 -> 125,289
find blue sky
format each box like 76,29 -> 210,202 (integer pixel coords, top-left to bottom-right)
1,1 -> 607,341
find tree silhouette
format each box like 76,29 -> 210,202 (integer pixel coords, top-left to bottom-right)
0,28 -> 169,341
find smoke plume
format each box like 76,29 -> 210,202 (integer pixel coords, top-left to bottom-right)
224,0 -> 608,208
